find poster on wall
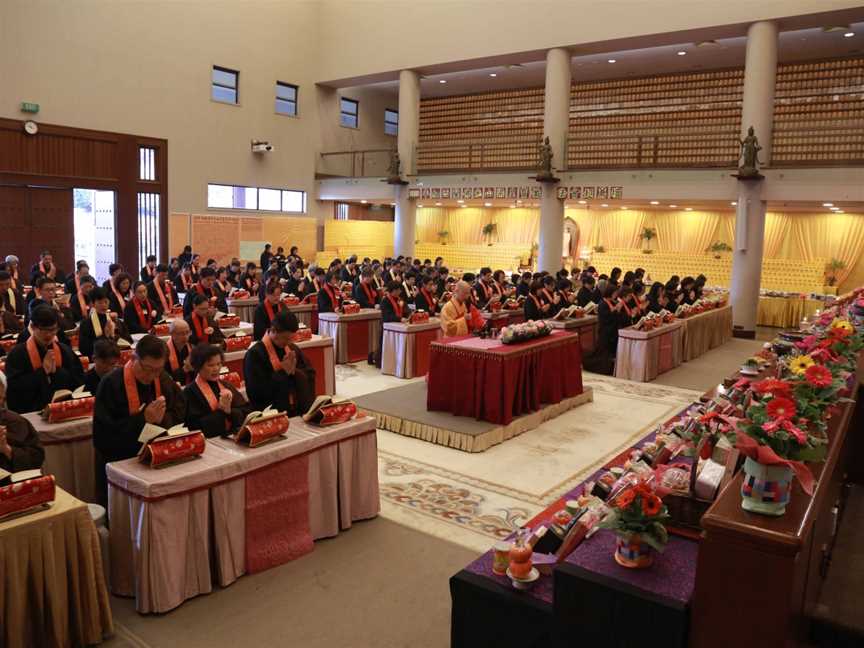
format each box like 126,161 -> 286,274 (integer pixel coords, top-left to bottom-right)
408,185 -> 624,202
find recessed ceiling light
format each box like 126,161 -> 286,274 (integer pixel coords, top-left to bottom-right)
360,200 -> 367,204
516,200 -> 523,204
435,202 -> 442,206
844,31 -> 855,38
460,204 -> 467,208
578,200 -> 587,205
418,204 -> 424,208
509,205 -> 516,209
438,79 -> 447,84
650,200 -> 659,205
823,202 -> 834,207
489,73 -> 497,77
836,210 -> 845,214
601,203 -> 609,208
484,202 -> 492,207
731,201 -> 737,206
677,51 -> 687,56
457,199 -> 464,204
669,204 -> 678,208
607,59 -> 617,64
685,207 -> 693,211
622,206 -> 629,210
390,203 -> 395,206
830,207 -> 840,211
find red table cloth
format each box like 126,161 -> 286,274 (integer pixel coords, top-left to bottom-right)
427,330 -> 583,425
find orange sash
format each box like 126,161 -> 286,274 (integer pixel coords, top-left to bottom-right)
167,338 -> 189,372
386,294 -> 403,319
323,284 -> 340,309
133,297 -> 153,330
4,288 -> 16,313
195,374 -> 230,412
477,281 -> 491,300
123,360 -> 162,415
180,273 -> 192,291
191,312 -> 209,343
261,334 -> 285,372
110,282 -> 126,311
76,290 -> 88,316
360,282 -> 376,305
153,279 -> 174,311
542,288 -> 555,304
420,288 -> 436,312
264,298 -> 282,323
529,293 -> 542,312
26,336 -> 62,370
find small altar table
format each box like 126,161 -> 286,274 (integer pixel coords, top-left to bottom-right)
318,309 -> 382,364
224,334 -> 336,395
615,320 -> 684,382
226,297 -> 259,324
381,318 -> 443,378
546,315 -> 598,355
23,412 -> 95,503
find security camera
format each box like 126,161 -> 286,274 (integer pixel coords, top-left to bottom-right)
251,140 -> 273,153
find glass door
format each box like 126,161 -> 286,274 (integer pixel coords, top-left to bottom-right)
73,188 -> 116,284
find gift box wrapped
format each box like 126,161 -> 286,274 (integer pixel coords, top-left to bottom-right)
283,294 -> 300,306
489,301 -> 503,312
153,323 -> 170,336
43,396 -> 95,423
221,371 -> 244,390
0,337 -> 17,352
294,326 -> 312,342
341,301 -> 360,315
409,310 -> 429,324
236,411 -> 290,448
217,315 -> 241,328
140,432 -> 206,468
118,349 -> 134,364
0,474 -> 56,519
225,335 -> 252,352
170,304 -> 184,317
302,397 -> 357,426
303,293 -> 317,305
231,289 -> 250,299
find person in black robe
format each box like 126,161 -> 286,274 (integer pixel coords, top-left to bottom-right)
340,256 -> 359,284
473,267 -> 497,309
589,284 -> 625,375
316,271 -> 342,314
523,280 -> 552,321
147,264 -> 180,318
5,305 -> 84,413
29,251 -> 65,286
107,272 -> 132,317
78,287 -> 133,359
124,281 -> 158,334
0,270 -> 24,334
259,244 -> 273,275
414,275 -> 439,316
400,272 -> 418,306
165,319 -> 193,384
26,276 -> 74,332
167,257 -> 182,285
177,245 -> 193,268
69,276 -> 96,323
101,263 -> 123,291
253,278 -> 286,341
186,293 -> 226,349
182,267 -> 228,316
140,255 -> 158,283
83,339 -> 121,395
576,275 -> 597,307
93,334 -> 185,504
515,272 -> 532,298
283,265 -> 309,299
647,282 -> 668,314
540,275 -> 562,316
353,268 -> 379,309
680,277 -> 697,305
183,344 -> 250,438
63,260 -> 90,295
244,310 -> 316,416
0,371 -> 45,472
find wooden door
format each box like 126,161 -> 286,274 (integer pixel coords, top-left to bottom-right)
0,186 -> 30,262
28,187 -> 74,275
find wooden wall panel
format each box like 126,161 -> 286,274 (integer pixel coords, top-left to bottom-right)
168,212 -> 190,259
28,188 -> 74,273
324,220 -> 394,250
0,186 -> 30,263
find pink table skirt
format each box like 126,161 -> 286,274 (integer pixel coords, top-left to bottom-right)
107,417 -> 379,613
615,324 -> 684,382
318,310 -> 382,364
381,321 -> 443,378
24,413 -> 96,504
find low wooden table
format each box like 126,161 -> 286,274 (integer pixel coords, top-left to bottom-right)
318,309 -> 382,364
381,318 -> 443,378
0,488 -> 113,647
547,315 -> 598,355
615,320 -> 684,382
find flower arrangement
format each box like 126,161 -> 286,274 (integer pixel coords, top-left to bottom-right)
499,319 -> 551,345
706,241 -> 733,258
599,481 -> 670,566
824,258 -> 846,287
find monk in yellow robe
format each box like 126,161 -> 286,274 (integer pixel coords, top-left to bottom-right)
440,280 -> 472,337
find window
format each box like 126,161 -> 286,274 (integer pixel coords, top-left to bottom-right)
340,97 -> 359,128
137,192 -> 160,272
207,184 -> 306,213
212,66 -> 238,104
139,147 -> 156,180
384,109 -> 398,136
276,82 -> 298,116
335,203 -> 349,220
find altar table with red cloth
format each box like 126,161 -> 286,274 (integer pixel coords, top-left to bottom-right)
547,315 -> 598,356
226,297 -> 258,324
318,309 -> 382,364
223,334 -> 336,395
287,302 -> 318,333
427,330 -> 583,425
381,318 -> 443,378
481,310 -> 510,331
106,415 -> 379,613
615,320 -> 684,382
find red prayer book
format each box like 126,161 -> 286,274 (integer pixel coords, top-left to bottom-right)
235,408 -> 290,447
0,472 -> 56,519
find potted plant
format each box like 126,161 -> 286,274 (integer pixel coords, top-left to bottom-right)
482,222 -> 497,246
599,481 -> 669,568
640,227 -> 657,254
824,258 -> 845,293
437,230 -> 450,245
706,241 -> 733,259
592,245 -> 606,253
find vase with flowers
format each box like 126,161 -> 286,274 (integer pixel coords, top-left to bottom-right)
599,481 -> 669,568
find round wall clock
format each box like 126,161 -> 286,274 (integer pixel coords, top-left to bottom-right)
24,120 -> 38,135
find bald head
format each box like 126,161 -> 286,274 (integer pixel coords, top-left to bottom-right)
454,280 -> 471,303
170,318 -> 190,345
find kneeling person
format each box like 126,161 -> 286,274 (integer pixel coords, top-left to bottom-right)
183,344 -> 250,438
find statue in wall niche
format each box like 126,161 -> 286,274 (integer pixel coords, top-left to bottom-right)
534,136 -> 559,183
386,149 -> 405,184
738,126 -> 763,178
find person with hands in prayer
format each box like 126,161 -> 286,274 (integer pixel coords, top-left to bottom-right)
186,293 -> 225,349
0,372 -> 45,472
124,281 -> 158,334
183,343 -> 249,438
78,287 -> 132,359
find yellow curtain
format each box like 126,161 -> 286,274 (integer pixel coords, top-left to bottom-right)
594,210 -> 646,249
493,208 -> 539,244
650,211 -> 721,254
763,212 -> 789,258
416,208 -> 448,243
792,212 -> 864,285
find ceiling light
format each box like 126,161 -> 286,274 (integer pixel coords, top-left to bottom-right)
823,202 -> 834,207
516,200 -> 522,204
390,203 -> 395,206
601,203 -> 609,208
731,201 -> 737,206
457,199 -> 464,204
509,205 -> 516,209
685,207 -> 693,211
438,79 -> 447,84
830,207 -> 840,211
578,200 -> 587,205
677,51 -> 687,56
669,204 -> 678,208
418,204 -> 424,208
607,59 -> 617,64
844,31 -> 855,38
489,73 -> 497,77
435,202 -> 442,206
621,206 -> 629,210
460,204 -> 467,208
484,202 -> 492,207
360,200 -> 367,204
836,210 -> 845,213
650,200 -> 659,205
506,64 -> 524,70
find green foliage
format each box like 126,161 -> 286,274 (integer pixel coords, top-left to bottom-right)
640,227 -> 657,242
592,245 -> 606,253
706,241 -> 732,253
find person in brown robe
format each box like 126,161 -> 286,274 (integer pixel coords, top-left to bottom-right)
0,371 -> 45,472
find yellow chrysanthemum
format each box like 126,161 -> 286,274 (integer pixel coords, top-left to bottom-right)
831,318 -> 854,333
789,354 -> 815,375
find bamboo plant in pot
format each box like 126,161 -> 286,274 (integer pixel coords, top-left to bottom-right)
482,222 -> 498,246
640,227 -> 657,254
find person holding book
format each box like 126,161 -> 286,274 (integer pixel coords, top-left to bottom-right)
0,371 -> 45,472
524,280 -> 551,321
353,268 -> 379,309
414,275 -> 439,315
244,310 -> 315,417
186,293 -> 226,349
83,339 -> 120,394
253,278 -> 286,341
147,264 -> 179,318
124,281 -> 158,334
25,276 -> 75,342
78,287 -> 133,359
183,343 -> 250,438
576,275 -> 598,307
316,271 -> 342,314
93,334 -> 185,505
5,306 -> 84,414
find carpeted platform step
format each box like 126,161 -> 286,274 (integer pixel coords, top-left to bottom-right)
809,483 -> 864,647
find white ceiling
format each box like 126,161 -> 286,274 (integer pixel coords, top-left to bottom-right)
363,22 -> 864,98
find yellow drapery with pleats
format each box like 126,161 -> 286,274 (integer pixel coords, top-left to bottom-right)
790,212 -> 864,285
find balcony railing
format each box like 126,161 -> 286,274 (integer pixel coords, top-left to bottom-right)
416,137 -> 541,173
317,148 -> 393,178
